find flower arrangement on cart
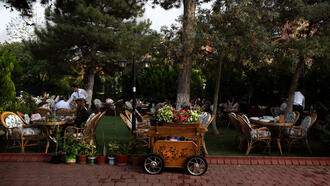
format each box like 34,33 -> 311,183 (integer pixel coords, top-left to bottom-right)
156,105 -> 201,124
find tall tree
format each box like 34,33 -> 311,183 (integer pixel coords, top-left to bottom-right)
196,0 -> 272,134
273,0 -> 329,112
28,0 -> 154,107
152,0 -> 211,109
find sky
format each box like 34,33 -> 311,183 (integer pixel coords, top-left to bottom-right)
0,2 -> 212,43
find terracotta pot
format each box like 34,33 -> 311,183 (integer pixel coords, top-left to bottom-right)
131,155 -> 143,166
77,155 -> 87,164
65,157 -> 76,164
97,156 -> 106,165
116,155 -> 128,165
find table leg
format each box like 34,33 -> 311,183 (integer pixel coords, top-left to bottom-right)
45,128 -> 51,154
277,138 -> 282,155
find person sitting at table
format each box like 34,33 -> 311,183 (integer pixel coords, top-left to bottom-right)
54,96 -> 71,111
293,90 -> 305,124
280,98 -> 288,114
73,99 -> 90,127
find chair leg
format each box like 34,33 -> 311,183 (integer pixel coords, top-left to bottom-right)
202,138 -> 208,155
305,139 -> 312,154
288,139 -> 293,153
245,140 -> 252,155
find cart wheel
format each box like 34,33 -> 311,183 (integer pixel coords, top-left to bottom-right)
185,156 -> 208,176
143,154 -> 164,175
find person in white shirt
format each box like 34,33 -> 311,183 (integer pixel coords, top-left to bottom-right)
68,84 -> 89,104
54,96 -> 71,111
293,90 -> 305,124
280,98 -> 288,113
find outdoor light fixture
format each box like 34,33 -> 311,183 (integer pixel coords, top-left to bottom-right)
118,56 -> 151,136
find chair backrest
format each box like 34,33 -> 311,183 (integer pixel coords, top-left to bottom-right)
293,111 -> 300,125
285,111 -> 296,123
308,112 -> 318,131
200,112 -> 215,129
82,112 -> 101,139
93,111 -> 106,131
236,115 -> 252,139
1,112 -> 24,129
56,108 -> 73,116
35,107 -> 52,117
120,113 -> 133,136
228,112 -> 243,134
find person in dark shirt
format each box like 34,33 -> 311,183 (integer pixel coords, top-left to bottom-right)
74,99 -> 90,127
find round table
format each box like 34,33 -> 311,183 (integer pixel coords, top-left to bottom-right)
250,119 -> 293,155
33,121 -> 69,153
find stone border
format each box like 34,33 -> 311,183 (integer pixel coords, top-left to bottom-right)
0,153 -> 329,166
206,156 -> 330,166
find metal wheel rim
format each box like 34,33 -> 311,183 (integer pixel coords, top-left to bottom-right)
186,157 -> 206,176
144,156 -> 163,174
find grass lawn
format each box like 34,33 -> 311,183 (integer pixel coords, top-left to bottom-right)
1,115 -> 330,157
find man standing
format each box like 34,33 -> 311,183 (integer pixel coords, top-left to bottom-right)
293,90 -> 305,124
68,84 -> 89,104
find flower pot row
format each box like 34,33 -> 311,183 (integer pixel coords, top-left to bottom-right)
60,154 -> 144,165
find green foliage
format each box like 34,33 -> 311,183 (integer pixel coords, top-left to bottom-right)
63,136 -> 81,157
2,95 -> 37,115
0,50 -> 16,106
108,140 -> 120,156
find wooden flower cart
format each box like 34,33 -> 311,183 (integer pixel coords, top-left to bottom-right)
143,122 -> 208,176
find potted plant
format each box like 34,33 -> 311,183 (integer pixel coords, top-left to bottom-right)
97,133 -> 107,165
86,139 -> 97,164
63,136 -> 80,164
116,142 -> 129,165
107,140 -> 119,165
130,142 -> 148,166
77,140 -> 88,164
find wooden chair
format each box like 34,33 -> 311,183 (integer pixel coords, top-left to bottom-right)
199,112 -> 215,155
1,112 -> 41,153
237,115 -> 271,155
35,107 -> 52,117
286,113 -> 317,154
228,113 -> 244,150
120,113 -> 149,145
64,112 -> 101,143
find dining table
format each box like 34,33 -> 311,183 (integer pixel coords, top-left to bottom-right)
33,120 -> 71,153
250,117 -> 294,155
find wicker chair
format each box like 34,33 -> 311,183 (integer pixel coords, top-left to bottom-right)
237,115 -> 271,155
286,113 -> 317,154
200,112 -> 215,155
56,108 -> 74,116
92,111 -> 106,142
35,107 -> 52,117
125,110 -> 149,127
120,113 -> 149,145
64,112 -> 101,143
228,113 -> 244,150
1,112 -> 41,153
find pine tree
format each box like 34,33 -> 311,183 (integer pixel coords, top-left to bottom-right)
0,50 -> 16,106
28,0 -> 154,106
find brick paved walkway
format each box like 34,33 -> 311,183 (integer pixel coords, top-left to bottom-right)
0,163 -> 329,186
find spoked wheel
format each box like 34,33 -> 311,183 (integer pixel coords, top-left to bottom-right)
143,154 -> 164,174
185,156 -> 208,176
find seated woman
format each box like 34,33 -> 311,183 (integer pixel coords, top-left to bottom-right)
73,99 -> 90,127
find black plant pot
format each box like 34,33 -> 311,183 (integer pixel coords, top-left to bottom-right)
51,154 -> 62,164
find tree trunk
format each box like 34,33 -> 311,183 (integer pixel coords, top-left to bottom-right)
86,67 -> 97,110
211,58 -> 223,136
286,56 -> 304,112
176,0 -> 196,110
